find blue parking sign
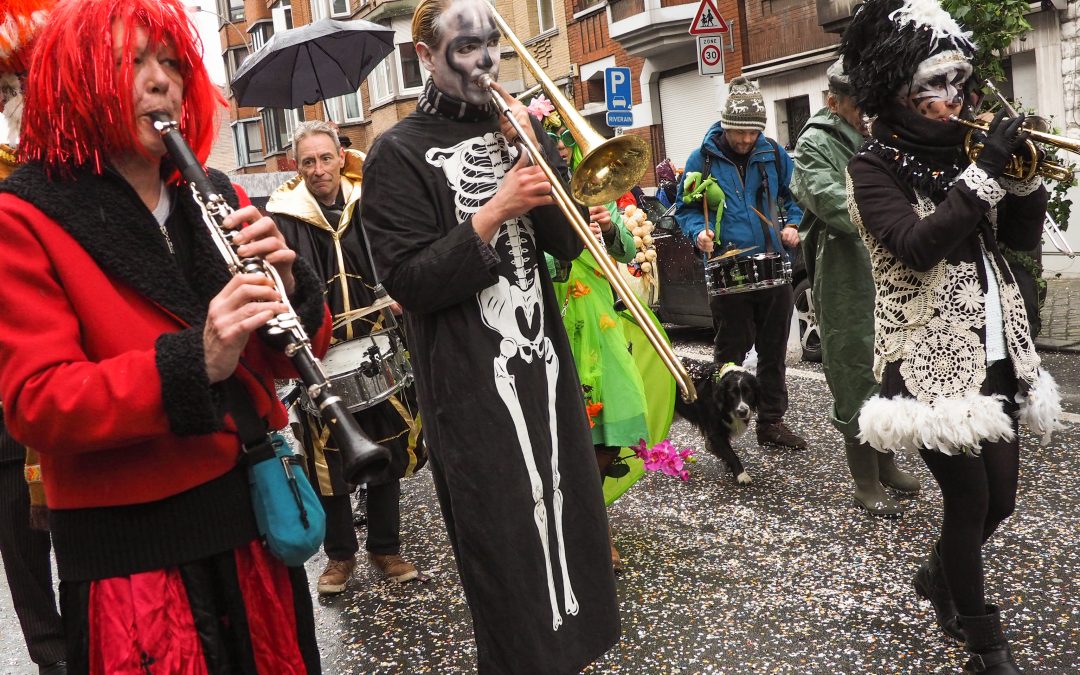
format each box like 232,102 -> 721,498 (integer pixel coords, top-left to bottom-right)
605,67 -> 632,112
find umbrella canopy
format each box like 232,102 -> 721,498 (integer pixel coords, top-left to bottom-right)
231,18 -> 396,109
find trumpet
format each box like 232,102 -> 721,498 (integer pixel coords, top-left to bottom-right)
952,115 -> 1078,183
481,2 -> 696,403
150,113 -> 392,484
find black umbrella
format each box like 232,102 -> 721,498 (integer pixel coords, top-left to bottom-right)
231,18 -> 396,112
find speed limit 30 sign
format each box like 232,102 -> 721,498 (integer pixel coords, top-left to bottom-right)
697,36 -> 724,76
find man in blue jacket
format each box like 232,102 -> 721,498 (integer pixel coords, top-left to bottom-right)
675,77 -> 807,450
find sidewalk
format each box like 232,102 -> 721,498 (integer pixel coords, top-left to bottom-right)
1036,276 -> 1080,352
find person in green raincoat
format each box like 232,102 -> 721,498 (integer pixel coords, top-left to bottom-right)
792,59 -> 921,518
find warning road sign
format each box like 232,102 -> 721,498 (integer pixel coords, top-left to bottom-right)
697,36 -> 724,76
689,0 -> 729,35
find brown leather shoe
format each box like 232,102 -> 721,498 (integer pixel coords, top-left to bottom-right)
368,553 -> 419,583
608,525 -> 624,574
756,420 -> 808,450
317,557 -> 356,595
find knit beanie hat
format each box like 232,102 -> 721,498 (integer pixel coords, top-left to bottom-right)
721,77 -> 766,132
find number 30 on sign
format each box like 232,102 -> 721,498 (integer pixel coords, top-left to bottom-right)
697,36 -> 724,76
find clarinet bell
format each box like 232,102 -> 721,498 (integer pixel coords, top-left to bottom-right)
322,399 -> 391,485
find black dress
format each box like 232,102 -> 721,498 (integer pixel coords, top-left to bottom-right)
361,84 -> 620,674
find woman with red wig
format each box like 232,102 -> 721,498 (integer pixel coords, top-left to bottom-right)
0,0 -> 329,671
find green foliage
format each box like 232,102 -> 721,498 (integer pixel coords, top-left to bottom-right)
941,0 -> 1033,83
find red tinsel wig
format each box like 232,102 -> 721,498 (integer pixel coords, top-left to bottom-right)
18,0 -> 222,174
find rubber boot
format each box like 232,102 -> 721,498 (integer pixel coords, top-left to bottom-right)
959,605 -> 1021,673
913,542 -> 965,641
879,450 -> 921,494
844,438 -> 902,518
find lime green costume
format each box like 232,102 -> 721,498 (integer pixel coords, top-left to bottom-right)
546,206 -> 675,505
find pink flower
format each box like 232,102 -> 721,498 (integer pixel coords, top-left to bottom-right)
633,438 -> 695,480
527,94 -> 556,120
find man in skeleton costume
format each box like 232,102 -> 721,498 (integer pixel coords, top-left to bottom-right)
842,1 -> 1062,672
360,1 -> 618,672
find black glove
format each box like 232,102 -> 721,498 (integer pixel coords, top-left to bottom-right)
975,109 -> 1030,179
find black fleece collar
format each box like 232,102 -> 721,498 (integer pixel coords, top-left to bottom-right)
0,162 -> 239,326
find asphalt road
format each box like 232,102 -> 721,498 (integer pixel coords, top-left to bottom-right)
2,329 -> 1078,674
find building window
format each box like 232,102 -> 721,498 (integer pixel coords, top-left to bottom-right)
369,58 -> 392,103
218,0 -> 244,23
573,0 -> 605,12
327,89 -> 364,124
537,0 -> 555,32
224,45 -> 250,93
249,21 -> 274,51
233,119 -> 263,166
262,107 -> 304,154
397,43 -> 424,91
272,0 -> 293,31
609,0 -> 645,23
311,0 -> 348,20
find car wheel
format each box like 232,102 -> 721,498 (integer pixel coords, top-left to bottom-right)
793,278 -> 821,363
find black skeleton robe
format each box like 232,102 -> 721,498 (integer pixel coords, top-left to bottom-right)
361,83 -> 619,674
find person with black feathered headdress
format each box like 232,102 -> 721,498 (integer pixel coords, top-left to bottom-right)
841,1 -> 1063,672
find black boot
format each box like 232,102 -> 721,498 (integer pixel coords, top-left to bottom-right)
959,605 -> 1021,673
913,542 -> 964,641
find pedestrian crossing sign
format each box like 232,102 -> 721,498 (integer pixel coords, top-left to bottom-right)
689,0 -> 729,35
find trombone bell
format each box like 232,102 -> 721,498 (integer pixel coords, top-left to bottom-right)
572,134 -> 652,206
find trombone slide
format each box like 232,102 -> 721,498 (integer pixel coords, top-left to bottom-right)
479,75 -> 697,403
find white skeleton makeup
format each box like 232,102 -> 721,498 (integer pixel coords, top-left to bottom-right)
427,132 -> 579,631
901,50 -> 973,117
416,0 -> 500,107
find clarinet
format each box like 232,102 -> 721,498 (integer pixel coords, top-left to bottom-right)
151,113 -> 391,485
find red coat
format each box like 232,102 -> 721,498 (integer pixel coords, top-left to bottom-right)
0,166 -> 331,510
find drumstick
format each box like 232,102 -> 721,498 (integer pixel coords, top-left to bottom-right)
701,181 -> 711,259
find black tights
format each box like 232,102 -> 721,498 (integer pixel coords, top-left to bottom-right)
918,360 -> 1021,616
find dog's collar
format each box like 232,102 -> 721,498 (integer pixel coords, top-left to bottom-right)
715,362 -> 748,382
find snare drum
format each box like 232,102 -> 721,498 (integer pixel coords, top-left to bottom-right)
301,330 -> 413,416
705,252 -> 792,296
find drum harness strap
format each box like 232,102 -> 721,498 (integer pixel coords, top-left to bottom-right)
754,138 -> 786,259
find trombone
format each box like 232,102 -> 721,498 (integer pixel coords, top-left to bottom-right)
481,2 -> 697,403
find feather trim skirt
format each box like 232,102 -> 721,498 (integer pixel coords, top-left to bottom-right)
859,363 -> 1063,455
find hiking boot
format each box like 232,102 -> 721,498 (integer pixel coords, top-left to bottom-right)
756,420 -> 808,450
317,557 -> 356,595
368,553 -> 419,583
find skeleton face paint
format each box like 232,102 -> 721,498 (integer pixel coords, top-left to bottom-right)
421,0 -> 500,106
902,50 -> 973,121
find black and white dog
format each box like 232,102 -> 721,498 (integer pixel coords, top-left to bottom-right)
675,360 -> 761,485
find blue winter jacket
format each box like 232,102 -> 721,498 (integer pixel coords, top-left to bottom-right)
675,122 -> 803,254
